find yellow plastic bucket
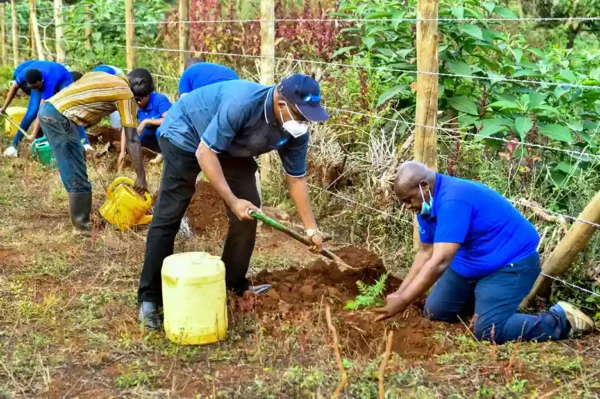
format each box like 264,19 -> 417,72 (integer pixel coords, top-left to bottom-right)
4,107 -> 27,138
162,252 -> 228,345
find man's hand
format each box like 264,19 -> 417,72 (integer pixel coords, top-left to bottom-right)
374,294 -> 409,322
307,233 -> 323,253
136,120 -> 147,136
133,174 -> 148,195
231,199 -> 259,221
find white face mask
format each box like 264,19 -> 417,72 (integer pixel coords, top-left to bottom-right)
280,102 -> 309,138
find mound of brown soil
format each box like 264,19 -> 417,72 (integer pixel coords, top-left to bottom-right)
187,180 -> 228,238
236,248 -> 463,359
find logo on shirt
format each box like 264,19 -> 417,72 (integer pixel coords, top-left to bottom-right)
271,138 -> 288,149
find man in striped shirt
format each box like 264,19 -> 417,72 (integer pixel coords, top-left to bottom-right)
38,72 -> 148,236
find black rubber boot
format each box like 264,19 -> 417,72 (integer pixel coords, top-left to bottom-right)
139,302 -> 162,329
68,192 -> 92,237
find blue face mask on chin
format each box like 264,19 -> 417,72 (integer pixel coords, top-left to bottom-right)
419,185 -> 433,216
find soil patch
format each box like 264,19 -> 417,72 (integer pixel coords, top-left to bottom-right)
238,247 -> 463,359
0,249 -> 25,269
87,126 -> 122,145
188,180 -> 229,238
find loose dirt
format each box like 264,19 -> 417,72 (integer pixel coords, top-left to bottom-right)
188,180 -> 229,238
87,126 -> 122,145
0,249 -> 25,269
237,247 -> 463,359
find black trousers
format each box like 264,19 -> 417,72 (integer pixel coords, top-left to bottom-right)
138,136 -> 261,304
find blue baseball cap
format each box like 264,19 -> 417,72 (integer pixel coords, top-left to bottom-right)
277,74 -> 329,122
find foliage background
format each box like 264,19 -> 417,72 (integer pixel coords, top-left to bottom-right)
5,0 -> 600,318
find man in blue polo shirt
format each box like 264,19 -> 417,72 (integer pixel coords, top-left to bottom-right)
178,57 -> 239,97
1,60 -> 86,156
118,68 -> 172,166
375,161 -> 594,343
137,74 -> 329,328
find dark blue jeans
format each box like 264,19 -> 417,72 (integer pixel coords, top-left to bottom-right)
139,126 -> 161,153
38,103 -> 92,193
424,252 -> 569,344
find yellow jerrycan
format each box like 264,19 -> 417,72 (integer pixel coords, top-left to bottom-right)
98,176 -> 153,231
162,252 -> 228,345
4,107 -> 27,138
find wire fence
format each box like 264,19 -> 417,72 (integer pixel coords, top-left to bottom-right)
4,4 -> 600,301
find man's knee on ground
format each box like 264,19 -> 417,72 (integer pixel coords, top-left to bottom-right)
423,297 -> 461,322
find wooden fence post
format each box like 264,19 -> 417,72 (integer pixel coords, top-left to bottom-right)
54,0 -> 65,64
259,0 -> 275,184
29,0 -> 44,60
125,0 -> 135,71
520,191 -> 600,308
413,0 -> 439,248
1,4 -> 6,66
178,0 -> 189,74
85,5 -> 92,51
11,0 -> 17,66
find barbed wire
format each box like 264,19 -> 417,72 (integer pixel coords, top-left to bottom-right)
540,272 -> 600,298
8,34 -> 600,92
11,16 -> 600,25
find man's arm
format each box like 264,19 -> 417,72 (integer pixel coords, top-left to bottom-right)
196,143 -> 258,220
375,243 -> 459,321
143,117 -> 165,128
393,243 -> 433,295
0,83 -> 21,113
286,175 -> 323,250
124,127 -> 148,193
118,129 -> 127,171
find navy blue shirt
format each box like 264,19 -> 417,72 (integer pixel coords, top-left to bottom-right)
137,92 -> 172,123
178,63 -> 239,95
91,65 -> 125,76
160,80 -> 309,177
417,173 -> 540,279
15,60 -> 73,100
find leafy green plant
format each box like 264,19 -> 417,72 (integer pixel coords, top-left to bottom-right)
345,273 -> 388,310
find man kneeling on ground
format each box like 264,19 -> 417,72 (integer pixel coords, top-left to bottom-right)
375,161 -> 594,343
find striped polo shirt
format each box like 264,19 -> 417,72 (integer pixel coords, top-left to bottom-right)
48,72 -> 137,128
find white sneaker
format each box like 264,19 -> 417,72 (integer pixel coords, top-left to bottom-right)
556,301 -> 595,336
3,145 -> 17,157
83,144 -> 94,153
150,154 -> 163,164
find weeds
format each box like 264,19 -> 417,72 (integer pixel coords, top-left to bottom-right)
345,273 -> 389,310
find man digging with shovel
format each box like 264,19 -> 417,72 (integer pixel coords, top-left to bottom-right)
138,74 -> 329,329
375,161 -> 594,343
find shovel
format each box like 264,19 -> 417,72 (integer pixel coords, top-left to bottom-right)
248,210 -> 356,271
2,111 -> 29,138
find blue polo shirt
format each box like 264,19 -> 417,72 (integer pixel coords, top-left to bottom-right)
417,173 -> 540,279
160,80 -> 309,177
14,60 -> 73,100
137,92 -> 172,123
91,65 -> 125,76
178,62 -> 239,95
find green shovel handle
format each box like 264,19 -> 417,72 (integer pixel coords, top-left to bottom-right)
248,210 -> 355,270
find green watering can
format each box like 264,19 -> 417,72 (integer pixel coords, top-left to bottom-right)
31,137 -> 56,169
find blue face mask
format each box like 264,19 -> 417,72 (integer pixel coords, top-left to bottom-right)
419,185 -> 433,216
